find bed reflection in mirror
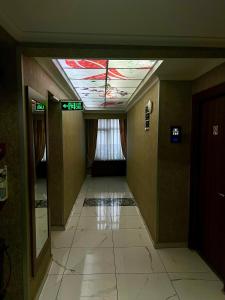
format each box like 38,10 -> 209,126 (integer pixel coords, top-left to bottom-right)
33,102 -> 48,257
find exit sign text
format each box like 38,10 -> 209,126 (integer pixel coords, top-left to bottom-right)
61,101 -> 83,111
36,103 -> 45,111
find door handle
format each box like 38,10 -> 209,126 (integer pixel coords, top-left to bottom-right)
218,193 -> 225,197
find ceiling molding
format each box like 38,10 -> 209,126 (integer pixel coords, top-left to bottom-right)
35,58 -> 76,99
126,77 -> 159,112
125,60 -> 163,110
0,10 -> 23,40
1,11 -> 225,48
2,24 -> 225,48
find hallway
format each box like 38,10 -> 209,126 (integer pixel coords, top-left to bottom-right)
39,177 -> 224,300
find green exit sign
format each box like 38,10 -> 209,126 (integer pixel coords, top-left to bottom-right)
36,103 -> 45,111
61,101 -> 83,111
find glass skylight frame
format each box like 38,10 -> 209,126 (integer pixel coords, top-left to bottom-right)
54,59 -> 161,109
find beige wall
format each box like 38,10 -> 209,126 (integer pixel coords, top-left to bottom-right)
62,111 -> 86,222
157,81 -> 192,245
127,79 -> 192,246
127,80 -> 160,241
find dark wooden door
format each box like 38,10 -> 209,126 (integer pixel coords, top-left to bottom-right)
199,95 -> 225,280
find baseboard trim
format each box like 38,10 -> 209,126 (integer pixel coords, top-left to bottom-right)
34,255 -> 53,300
154,242 -> 188,249
51,225 -> 65,231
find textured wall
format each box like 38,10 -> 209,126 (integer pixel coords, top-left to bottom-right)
22,56 -> 72,99
127,80 -> 160,241
157,81 -> 192,245
48,101 -> 64,226
62,112 -> 86,223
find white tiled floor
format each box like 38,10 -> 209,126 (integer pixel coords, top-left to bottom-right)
39,176 -> 225,300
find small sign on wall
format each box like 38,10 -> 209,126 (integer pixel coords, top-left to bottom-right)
212,125 -> 219,136
170,126 -> 182,143
145,100 -> 153,131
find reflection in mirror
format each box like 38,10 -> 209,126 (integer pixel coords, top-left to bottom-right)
32,100 -> 48,257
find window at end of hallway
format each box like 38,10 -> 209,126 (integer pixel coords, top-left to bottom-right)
95,119 -> 125,161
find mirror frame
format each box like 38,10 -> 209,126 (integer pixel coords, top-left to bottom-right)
25,86 -> 50,276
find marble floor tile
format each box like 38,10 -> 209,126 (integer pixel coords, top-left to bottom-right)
40,177 -> 224,300
115,247 -> 165,273
66,215 -> 79,230
70,209 -> 81,217
64,247 -> 115,274
117,273 -> 178,300
49,248 -> 70,275
51,227 -> 76,248
72,205 -> 83,213
81,206 -> 112,217
158,248 -> 213,273
110,206 -> 139,216
168,272 -> 221,281
83,198 -> 136,207
108,192 -> 133,199
72,230 -> 113,248
39,275 -> 62,300
172,276 -> 225,300
77,216 -> 112,230
57,274 -> 117,300
113,229 -> 152,247
111,215 -> 144,229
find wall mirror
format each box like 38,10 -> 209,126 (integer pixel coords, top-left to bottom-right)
25,86 -> 50,275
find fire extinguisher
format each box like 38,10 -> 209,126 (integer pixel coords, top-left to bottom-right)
0,238 -> 11,299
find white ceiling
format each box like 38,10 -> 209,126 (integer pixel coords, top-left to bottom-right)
155,59 -> 225,80
1,0 -> 225,47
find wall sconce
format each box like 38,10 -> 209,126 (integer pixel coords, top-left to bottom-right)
145,100 -> 153,131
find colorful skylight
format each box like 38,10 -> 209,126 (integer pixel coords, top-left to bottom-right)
56,59 -> 159,109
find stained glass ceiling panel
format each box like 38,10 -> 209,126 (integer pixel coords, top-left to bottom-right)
71,80 -> 106,88
106,87 -> 135,99
107,69 -> 149,80
56,59 -> 159,109
64,69 -> 106,80
58,59 -> 107,69
108,79 -> 141,88
108,60 -> 156,69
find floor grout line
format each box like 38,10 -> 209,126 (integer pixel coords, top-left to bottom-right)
156,249 -> 181,300
54,181 -> 88,300
111,214 -> 119,300
42,177 -> 220,300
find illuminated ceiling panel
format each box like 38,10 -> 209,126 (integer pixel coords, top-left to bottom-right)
56,59 -> 160,109
108,60 -> 157,69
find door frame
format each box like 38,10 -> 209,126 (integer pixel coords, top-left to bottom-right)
189,81 -> 225,279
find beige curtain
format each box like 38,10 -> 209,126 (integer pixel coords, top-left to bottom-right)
119,119 -> 127,159
86,119 -> 98,167
33,118 -> 46,165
